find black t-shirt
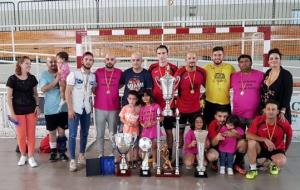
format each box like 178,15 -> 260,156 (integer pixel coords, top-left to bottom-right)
6,74 -> 38,115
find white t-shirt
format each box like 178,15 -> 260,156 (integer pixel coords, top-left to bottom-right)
66,68 -> 96,114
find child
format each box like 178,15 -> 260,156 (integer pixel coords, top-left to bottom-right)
56,51 -> 70,111
184,114 -> 209,169
219,115 -> 244,175
139,89 -> 163,168
119,90 -> 141,168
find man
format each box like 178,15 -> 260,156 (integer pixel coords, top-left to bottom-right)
230,54 -> 264,173
207,107 -> 247,172
245,100 -> 292,179
120,52 -> 152,106
204,46 -> 235,125
174,52 -> 206,149
94,53 -> 122,158
40,57 -> 69,162
66,51 -> 96,172
148,45 -> 177,159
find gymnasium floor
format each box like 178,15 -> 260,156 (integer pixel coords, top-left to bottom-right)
0,138 -> 299,190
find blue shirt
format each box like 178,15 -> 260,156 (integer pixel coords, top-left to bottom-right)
39,70 -> 67,115
120,68 -> 153,106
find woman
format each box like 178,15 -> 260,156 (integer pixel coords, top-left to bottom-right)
261,48 -> 293,123
6,56 -> 40,167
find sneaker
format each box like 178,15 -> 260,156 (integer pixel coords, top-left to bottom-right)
69,160 -> 77,172
269,164 -> 280,176
227,168 -> 234,175
98,153 -> 103,158
77,155 -> 86,165
49,152 -> 58,162
234,164 -> 247,175
211,161 -> 219,172
17,155 -> 27,166
245,170 -> 258,179
28,157 -> 38,168
59,153 -> 69,162
220,166 -> 225,175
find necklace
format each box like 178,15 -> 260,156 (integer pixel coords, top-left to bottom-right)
265,121 -> 276,141
187,70 -> 196,94
240,72 -> 246,96
104,68 -> 114,94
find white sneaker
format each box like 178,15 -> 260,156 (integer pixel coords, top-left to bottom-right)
227,168 -> 234,175
28,157 -> 38,168
18,155 -> 27,166
220,166 -> 225,174
98,153 -> 103,158
69,159 -> 77,172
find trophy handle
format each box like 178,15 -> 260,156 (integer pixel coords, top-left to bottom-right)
131,132 -> 138,147
173,76 -> 181,96
109,132 -> 116,149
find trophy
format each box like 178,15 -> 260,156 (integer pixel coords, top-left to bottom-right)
139,137 -> 152,177
155,65 -> 179,116
110,133 -> 137,176
156,109 -> 180,177
194,130 -> 208,178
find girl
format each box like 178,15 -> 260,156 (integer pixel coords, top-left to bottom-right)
219,115 -> 244,175
56,51 -> 70,111
139,89 -> 163,168
119,90 -> 141,168
184,114 -> 209,169
6,56 -> 40,167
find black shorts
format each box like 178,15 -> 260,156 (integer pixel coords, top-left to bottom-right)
258,147 -> 285,160
204,100 -> 231,125
45,112 -> 68,131
162,116 -> 176,130
179,110 -> 202,128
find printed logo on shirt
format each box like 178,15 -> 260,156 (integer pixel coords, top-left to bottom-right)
127,78 -> 144,91
214,73 -> 225,82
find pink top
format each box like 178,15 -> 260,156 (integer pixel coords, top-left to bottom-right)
218,126 -> 244,154
119,105 -> 141,135
94,67 -> 122,111
231,69 -> 264,119
184,129 -> 198,155
139,103 -> 160,128
59,63 -> 70,81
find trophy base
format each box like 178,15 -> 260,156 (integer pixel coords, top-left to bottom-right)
194,170 -> 208,178
115,168 -> 131,176
156,169 -> 180,177
140,169 -> 151,177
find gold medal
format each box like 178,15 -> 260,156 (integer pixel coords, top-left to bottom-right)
190,89 -> 195,94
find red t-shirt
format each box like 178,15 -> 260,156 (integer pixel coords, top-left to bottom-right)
175,66 -> 206,113
247,115 -> 292,151
148,62 -> 178,109
207,120 -> 221,141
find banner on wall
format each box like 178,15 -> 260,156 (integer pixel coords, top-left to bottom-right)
291,93 -> 300,142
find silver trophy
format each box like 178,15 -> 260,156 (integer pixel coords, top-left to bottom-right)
155,65 -> 179,116
139,137 -> 152,176
110,133 -> 137,175
194,130 -> 208,177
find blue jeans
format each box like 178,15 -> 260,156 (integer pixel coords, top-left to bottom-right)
68,109 -> 91,159
219,152 -> 234,168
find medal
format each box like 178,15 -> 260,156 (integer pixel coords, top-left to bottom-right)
105,68 -> 114,96
190,89 -> 195,94
240,91 -> 244,96
106,90 -> 110,94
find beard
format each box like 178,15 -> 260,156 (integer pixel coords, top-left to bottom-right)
105,63 -> 114,69
83,64 -> 91,70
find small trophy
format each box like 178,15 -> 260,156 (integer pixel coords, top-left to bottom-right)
155,65 -> 179,116
194,130 -> 208,178
139,137 -> 152,177
110,133 -> 137,176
